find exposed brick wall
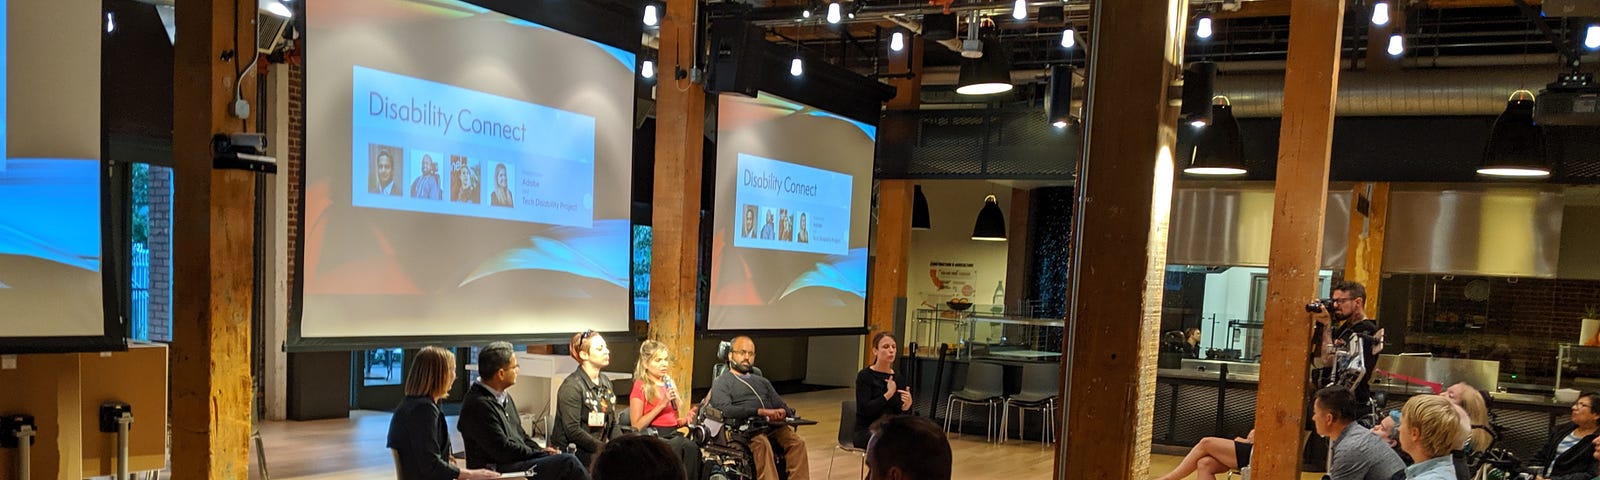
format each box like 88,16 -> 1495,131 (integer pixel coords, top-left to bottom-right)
147,166 -> 173,342
287,65 -> 303,315
1396,274 -> 1600,381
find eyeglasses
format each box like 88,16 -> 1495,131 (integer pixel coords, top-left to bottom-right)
1330,298 -> 1356,304
731,349 -> 755,357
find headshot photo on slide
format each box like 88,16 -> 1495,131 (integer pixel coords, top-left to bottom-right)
759,207 -> 777,240
778,208 -> 793,242
741,205 -> 758,238
368,144 -> 404,196
449,155 -> 481,204
410,151 -> 444,200
490,162 -> 514,207
798,212 -> 809,243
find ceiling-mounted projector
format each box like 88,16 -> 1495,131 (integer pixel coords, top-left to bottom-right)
1535,72 -> 1600,126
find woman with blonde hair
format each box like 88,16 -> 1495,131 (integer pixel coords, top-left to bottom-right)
630,339 -> 700,479
1443,382 -> 1494,453
387,346 -> 500,480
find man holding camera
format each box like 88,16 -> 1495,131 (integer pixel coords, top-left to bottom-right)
1311,281 -> 1385,407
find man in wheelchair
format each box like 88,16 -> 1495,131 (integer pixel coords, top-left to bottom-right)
701,336 -> 810,480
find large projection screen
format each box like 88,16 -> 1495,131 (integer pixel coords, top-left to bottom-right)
708,93 -> 875,331
297,0 -> 635,347
0,0 -> 118,353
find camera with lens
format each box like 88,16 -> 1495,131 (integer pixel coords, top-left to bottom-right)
1305,298 -> 1335,313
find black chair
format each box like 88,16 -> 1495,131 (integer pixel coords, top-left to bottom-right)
828,400 -> 866,478
944,362 -> 1006,442
1001,363 -> 1059,447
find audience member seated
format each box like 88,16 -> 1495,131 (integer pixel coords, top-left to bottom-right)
458,341 -> 589,480
865,415 -> 951,480
854,332 -> 911,448
1529,392 -> 1599,480
1441,383 -> 1493,454
1313,386 -> 1406,480
1398,395 -> 1463,480
387,346 -> 501,480
589,434 -> 686,480
553,330 -> 620,464
629,340 -> 701,480
1153,429 -> 1253,480
709,335 -> 810,480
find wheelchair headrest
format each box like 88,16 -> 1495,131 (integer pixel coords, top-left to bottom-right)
717,340 -> 733,362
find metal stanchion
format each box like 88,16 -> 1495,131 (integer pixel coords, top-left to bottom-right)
99,402 -> 133,480
3,414 -> 37,480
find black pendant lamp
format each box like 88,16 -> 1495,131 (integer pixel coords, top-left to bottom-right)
956,37 -> 1013,95
912,185 -> 931,230
1479,90 -> 1550,179
971,195 -> 1006,241
1184,96 -> 1247,176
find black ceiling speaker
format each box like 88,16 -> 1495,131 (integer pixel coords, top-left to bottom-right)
1180,61 -> 1217,127
707,19 -> 766,97
1037,5 -> 1065,24
922,13 -> 958,41
1046,64 -> 1074,128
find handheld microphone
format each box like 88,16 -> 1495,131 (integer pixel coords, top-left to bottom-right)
665,377 -> 681,410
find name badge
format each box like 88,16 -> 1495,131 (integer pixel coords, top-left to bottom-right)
587,411 -> 606,428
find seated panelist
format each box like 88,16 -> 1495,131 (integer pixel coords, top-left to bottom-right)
708,335 -> 809,480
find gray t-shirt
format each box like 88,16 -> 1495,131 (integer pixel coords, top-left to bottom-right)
1329,422 -> 1406,480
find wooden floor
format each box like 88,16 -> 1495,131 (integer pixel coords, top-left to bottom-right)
246,388 -> 1323,480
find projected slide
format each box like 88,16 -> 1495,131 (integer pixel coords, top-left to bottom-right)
733,154 -> 851,255
0,159 -> 104,337
352,66 -> 596,227
301,0 -> 635,342
708,93 -> 876,331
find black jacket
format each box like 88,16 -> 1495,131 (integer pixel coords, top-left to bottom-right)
550,369 -> 618,462
458,382 -> 551,469
387,395 -> 461,480
708,369 -> 792,421
1529,423 -> 1598,480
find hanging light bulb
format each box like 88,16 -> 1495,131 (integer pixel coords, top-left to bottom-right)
643,4 -> 658,27
1587,24 -> 1600,49
801,9 -> 811,19
641,60 -> 655,79
890,31 -> 905,52
1371,2 -> 1390,26
1060,28 -> 1076,48
791,57 -> 804,76
1196,16 -> 1213,39
1387,33 -> 1404,56
105,12 -> 115,33
1013,0 -> 1027,20
826,2 -> 841,24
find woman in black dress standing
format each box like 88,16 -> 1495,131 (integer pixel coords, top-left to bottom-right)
853,332 -> 912,448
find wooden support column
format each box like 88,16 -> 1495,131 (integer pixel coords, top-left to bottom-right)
1252,1 -> 1347,478
1344,182 -> 1390,311
171,0 -> 258,478
1004,187 -> 1030,314
1056,0 -> 1187,478
648,0 -> 707,393
866,35 -> 922,361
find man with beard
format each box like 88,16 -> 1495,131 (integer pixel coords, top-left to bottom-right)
709,336 -> 809,480
1312,281 -> 1385,407
411,154 -> 442,200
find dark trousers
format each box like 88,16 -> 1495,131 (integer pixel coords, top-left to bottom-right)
647,426 -> 704,480
499,452 -> 590,480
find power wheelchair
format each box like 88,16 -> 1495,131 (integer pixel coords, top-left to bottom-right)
684,341 -> 794,480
